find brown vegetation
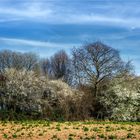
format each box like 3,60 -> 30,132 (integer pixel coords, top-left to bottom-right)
0,121 -> 139,140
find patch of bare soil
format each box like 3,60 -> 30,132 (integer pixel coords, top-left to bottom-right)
0,121 -> 139,140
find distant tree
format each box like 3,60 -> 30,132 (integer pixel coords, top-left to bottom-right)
22,52 -> 39,71
50,50 -> 70,81
0,50 -> 39,72
72,42 -> 124,97
0,50 -> 13,72
40,58 -> 51,76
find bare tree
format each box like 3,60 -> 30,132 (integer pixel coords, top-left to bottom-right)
22,52 -> 39,71
40,58 -> 51,76
0,50 -> 39,72
0,50 -> 13,72
72,42 -> 123,97
50,50 -> 69,81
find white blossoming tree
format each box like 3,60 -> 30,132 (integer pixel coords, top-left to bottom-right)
99,74 -> 140,121
1,68 -> 48,119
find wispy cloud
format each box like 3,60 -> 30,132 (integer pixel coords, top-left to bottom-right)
0,18 -> 22,23
0,0 -> 140,28
0,1 -> 53,22
57,14 -> 140,28
0,37 -> 77,48
0,37 -> 79,58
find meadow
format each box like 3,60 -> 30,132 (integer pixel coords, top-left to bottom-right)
0,120 -> 139,140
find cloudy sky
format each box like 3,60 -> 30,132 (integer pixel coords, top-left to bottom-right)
0,0 -> 140,74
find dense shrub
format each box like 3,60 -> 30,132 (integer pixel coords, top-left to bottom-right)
98,75 -> 140,121
0,69 -> 92,120
0,68 -> 48,119
0,68 -> 139,121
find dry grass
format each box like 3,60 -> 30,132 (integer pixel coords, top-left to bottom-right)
0,121 -> 139,140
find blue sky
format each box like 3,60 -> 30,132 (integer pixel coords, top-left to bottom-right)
0,0 -> 140,74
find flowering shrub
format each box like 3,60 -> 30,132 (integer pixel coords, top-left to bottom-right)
0,68 -> 89,120
99,76 -> 140,121
1,68 -> 47,117
42,80 -> 90,120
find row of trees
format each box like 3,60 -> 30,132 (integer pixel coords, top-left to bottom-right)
0,42 -> 139,121
0,50 -> 70,81
0,51 -> 39,72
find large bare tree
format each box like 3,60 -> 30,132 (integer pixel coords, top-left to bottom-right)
72,42 -> 123,97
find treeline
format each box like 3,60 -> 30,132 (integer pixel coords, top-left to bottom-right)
0,42 -> 139,121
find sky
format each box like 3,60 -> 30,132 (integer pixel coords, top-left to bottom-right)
0,0 -> 140,74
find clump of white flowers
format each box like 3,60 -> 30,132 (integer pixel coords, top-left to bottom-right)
99,76 -> 140,121
3,68 -> 48,113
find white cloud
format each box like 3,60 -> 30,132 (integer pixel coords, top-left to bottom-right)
0,1 -> 140,28
0,18 -> 22,23
0,2 -> 53,21
0,37 -> 77,48
59,14 -> 139,27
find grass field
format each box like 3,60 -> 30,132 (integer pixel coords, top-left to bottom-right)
0,120 -> 139,140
